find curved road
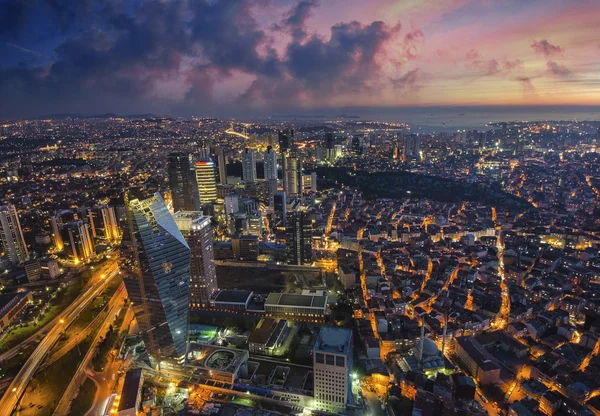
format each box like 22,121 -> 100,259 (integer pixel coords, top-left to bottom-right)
0,267 -> 119,416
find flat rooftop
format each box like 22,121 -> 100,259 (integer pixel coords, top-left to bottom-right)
214,290 -> 253,304
265,292 -> 327,308
118,368 -> 142,411
314,327 -> 352,355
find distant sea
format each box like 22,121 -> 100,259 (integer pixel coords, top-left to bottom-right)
272,106 -> 600,133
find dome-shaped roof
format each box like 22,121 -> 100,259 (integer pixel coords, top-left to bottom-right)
421,338 -> 439,357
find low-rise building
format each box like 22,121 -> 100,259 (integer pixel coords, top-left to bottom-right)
118,369 -> 144,416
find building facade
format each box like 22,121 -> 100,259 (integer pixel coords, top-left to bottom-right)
286,209 -> 312,265
86,205 -> 120,243
264,146 -> 278,181
195,160 -> 218,204
313,327 -> 353,412
173,212 -> 217,309
120,190 -> 190,358
242,148 -> 257,183
0,204 -> 29,265
168,153 -> 198,212
60,220 -> 94,263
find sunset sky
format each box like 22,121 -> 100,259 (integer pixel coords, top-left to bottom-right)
1,0 -> 599,117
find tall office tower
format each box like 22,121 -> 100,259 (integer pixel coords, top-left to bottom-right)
278,129 -> 293,153
264,146 -> 278,181
195,160 -> 218,204
60,220 -> 94,264
403,134 -> 421,159
324,132 -> 335,150
120,190 -> 190,358
311,171 -> 317,193
286,209 -> 312,265
50,209 -> 78,251
215,147 -> 227,184
313,327 -> 353,412
0,204 -> 29,265
173,212 -> 217,309
273,191 -> 286,225
351,136 -> 362,154
86,205 -> 120,242
242,148 -> 257,183
224,193 -> 240,216
168,153 -> 197,212
282,153 -> 302,197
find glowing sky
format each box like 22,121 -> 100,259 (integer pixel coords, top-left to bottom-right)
1,0 -> 599,117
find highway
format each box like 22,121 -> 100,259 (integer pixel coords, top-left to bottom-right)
0,261 -> 118,364
39,286 -> 125,372
53,289 -> 127,416
0,266 -> 119,416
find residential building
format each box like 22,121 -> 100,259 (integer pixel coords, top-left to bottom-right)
242,148 -> 257,183
286,209 -> 312,265
0,204 -> 29,265
264,146 -> 278,181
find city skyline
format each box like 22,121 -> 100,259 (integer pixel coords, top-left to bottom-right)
1,0 -> 599,118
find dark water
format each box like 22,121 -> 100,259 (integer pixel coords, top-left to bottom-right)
350,106 -> 600,133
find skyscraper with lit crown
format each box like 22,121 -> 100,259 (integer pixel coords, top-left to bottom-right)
195,160 -> 218,204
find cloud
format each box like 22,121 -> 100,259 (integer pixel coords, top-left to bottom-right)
465,49 -> 522,75
531,39 -> 563,57
546,61 -> 571,78
403,29 -> 425,60
275,0 -> 319,41
517,76 -> 537,97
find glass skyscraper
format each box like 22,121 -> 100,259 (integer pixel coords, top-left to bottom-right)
120,189 -> 190,358
168,153 -> 198,211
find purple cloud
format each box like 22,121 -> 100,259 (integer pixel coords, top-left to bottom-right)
531,39 -> 563,57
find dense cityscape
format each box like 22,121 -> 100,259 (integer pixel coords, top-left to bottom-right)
0,115 -> 598,416
1,0 -> 600,415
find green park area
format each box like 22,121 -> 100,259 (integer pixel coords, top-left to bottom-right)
0,279 -> 85,351
92,308 -> 125,372
68,377 -> 97,416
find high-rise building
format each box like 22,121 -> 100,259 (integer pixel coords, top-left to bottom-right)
324,132 -> 335,150
224,193 -> 240,216
403,134 -> 421,160
168,153 -> 198,212
0,204 -> 29,265
173,212 -> 217,309
120,190 -> 190,358
86,205 -> 120,242
242,148 -> 257,183
273,190 -> 287,226
50,209 -> 78,251
282,153 -> 302,197
286,209 -> 312,265
278,129 -> 293,153
313,327 -> 353,412
60,220 -> 94,264
263,146 -> 278,181
215,147 -> 227,184
195,160 -> 218,204
351,136 -> 362,154
232,234 -> 258,261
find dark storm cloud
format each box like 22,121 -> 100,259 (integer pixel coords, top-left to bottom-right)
0,0 -> 415,117
274,0 -> 320,41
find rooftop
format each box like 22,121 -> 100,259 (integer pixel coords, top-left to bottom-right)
314,327 -> 352,355
214,290 -> 253,304
118,368 -> 143,411
265,292 -> 327,309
